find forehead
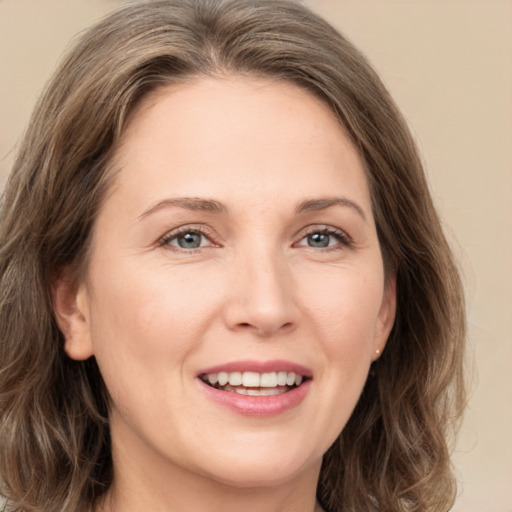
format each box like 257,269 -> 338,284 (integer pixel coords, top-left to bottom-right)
122,75 -> 347,147
107,76 -> 371,217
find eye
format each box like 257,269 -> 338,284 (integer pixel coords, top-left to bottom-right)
295,227 -> 351,250
159,227 -> 217,251
173,231 -> 205,249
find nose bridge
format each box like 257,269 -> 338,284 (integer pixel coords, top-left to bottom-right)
225,238 -> 297,336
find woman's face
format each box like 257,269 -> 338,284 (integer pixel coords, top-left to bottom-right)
59,77 -> 395,488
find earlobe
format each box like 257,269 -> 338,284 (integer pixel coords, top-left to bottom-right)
51,269 -> 94,361
374,274 -> 397,358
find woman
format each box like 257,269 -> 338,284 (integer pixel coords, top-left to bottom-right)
0,1 -> 466,511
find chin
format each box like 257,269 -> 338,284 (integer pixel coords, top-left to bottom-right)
207,466 -> 310,489
193,446 -> 321,489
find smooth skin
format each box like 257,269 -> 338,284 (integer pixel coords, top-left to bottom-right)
53,76 -> 396,512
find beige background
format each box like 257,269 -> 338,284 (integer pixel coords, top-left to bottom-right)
1,1 -> 511,510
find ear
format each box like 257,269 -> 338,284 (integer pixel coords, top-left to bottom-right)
51,268 -> 94,361
373,273 -> 397,360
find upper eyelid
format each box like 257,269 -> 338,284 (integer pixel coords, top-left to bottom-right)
158,224 -> 218,246
293,227 -> 354,252
156,223 -> 351,246
295,224 -> 351,241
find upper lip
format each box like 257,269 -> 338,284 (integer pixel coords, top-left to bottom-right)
197,359 -> 313,378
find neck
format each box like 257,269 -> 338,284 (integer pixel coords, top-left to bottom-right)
97,479 -> 325,512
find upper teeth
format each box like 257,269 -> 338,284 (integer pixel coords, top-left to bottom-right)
205,371 -> 303,388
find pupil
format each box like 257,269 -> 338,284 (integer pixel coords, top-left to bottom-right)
178,232 -> 202,249
308,233 -> 329,248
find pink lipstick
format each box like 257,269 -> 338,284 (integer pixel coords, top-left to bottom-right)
197,360 -> 312,417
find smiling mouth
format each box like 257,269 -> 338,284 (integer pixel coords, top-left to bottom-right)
199,371 -> 307,396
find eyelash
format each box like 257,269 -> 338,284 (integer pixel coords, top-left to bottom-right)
158,225 -> 218,252
295,226 -> 352,251
158,225 -> 352,252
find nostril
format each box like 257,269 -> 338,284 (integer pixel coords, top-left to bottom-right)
236,320 -> 295,335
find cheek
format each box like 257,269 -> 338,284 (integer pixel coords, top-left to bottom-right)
301,267 -> 384,355
302,269 -> 384,434
84,265 -> 220,429
86,263 -> 222,403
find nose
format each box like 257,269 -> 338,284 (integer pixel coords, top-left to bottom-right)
223,248 -> 299,338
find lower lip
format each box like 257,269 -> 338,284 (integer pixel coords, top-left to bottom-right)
198,379 -> 311,417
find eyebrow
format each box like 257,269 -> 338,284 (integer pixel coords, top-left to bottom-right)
139,195 -> 367,222
295,197 -> 368,222
139,197 -> 226,219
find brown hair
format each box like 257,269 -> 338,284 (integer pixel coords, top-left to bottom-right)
0,1 -> 466,511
